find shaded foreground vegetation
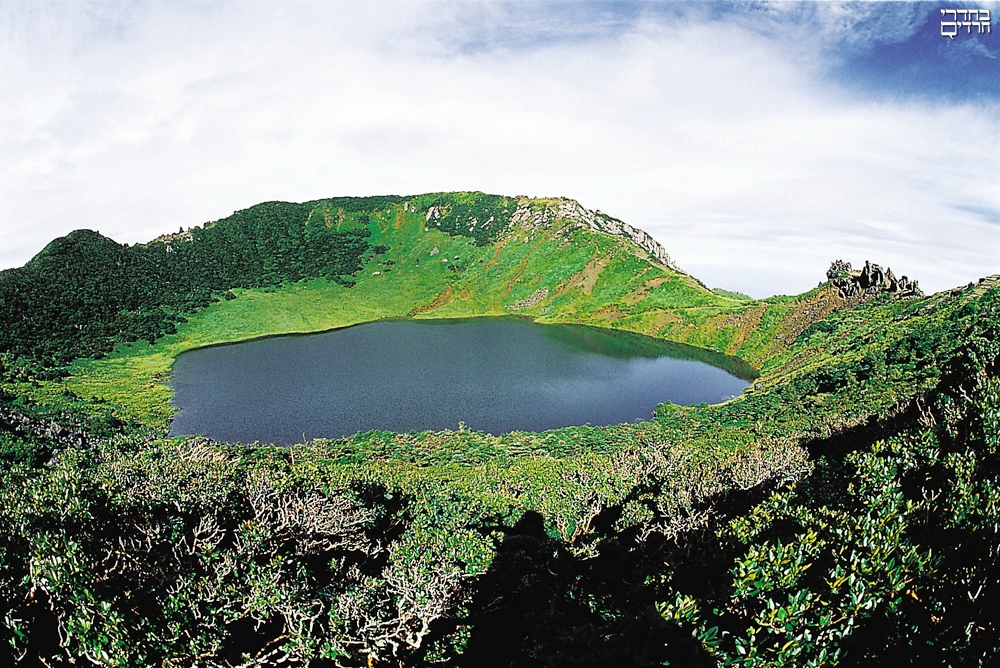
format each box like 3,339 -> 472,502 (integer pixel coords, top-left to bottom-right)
1,193 -> 998,666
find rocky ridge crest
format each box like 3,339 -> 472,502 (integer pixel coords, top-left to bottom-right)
510,198 -> 681,272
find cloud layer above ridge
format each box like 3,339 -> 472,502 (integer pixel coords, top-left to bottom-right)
1,0 -> 998,297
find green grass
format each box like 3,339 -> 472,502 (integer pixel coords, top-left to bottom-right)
32,198 -> 757,428
3,193 -> 997,666
13,193 -> 945,452
14,193 -> 899,436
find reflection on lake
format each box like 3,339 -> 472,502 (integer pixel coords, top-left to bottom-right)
169,318 -> 754,445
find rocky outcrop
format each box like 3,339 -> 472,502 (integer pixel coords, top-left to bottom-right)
827,260 -> 923,299
508,287 -> 550,311
0,405 -> 91,448
152,227 -> 194,245
510,199 -> 681,272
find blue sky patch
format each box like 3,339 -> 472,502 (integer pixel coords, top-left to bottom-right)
442,1 -> 999,104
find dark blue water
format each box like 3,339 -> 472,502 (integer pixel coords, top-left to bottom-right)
169,318 -> 754,445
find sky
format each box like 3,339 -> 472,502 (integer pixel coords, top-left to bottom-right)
1,1 -> 998,298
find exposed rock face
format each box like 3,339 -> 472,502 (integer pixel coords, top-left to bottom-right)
508,287 -> 550,311
152,227 -> 194,245
510,199 -> 681,272
0,405 -> 91,448
827,260 -> 923,299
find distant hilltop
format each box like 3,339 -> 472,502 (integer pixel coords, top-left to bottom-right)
158,194 -> 680,272
509,197 -> 680,272
420,194 -> 680,272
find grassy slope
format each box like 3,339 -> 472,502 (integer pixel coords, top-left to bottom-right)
10,271 -> 992,616
10,190 -> 982,559
9,199 -> 990,553
24,193 -> 842,428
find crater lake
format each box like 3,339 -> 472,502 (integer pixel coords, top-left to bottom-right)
168,317 -> 755,445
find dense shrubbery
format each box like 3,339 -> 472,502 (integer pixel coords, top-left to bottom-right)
0,286 -> 996,666
2,193 -> 999,665
0,201 -> 383,365
656,294 -> 1000,666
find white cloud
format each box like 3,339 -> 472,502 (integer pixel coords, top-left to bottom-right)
1,0 -> 997,298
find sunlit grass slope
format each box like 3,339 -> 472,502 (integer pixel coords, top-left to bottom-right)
37,192 -> 852,427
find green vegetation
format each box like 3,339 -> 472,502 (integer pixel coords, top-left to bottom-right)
0,192 -> 997,666
0,201 -> 384,364
2,193 -> 846,427
423,192 -> 518,246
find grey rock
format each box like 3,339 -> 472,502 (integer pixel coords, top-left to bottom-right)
510,199 -> 681,272
827,260 -> 923,299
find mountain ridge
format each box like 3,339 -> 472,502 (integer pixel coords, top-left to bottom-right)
0,191 -> 932,404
